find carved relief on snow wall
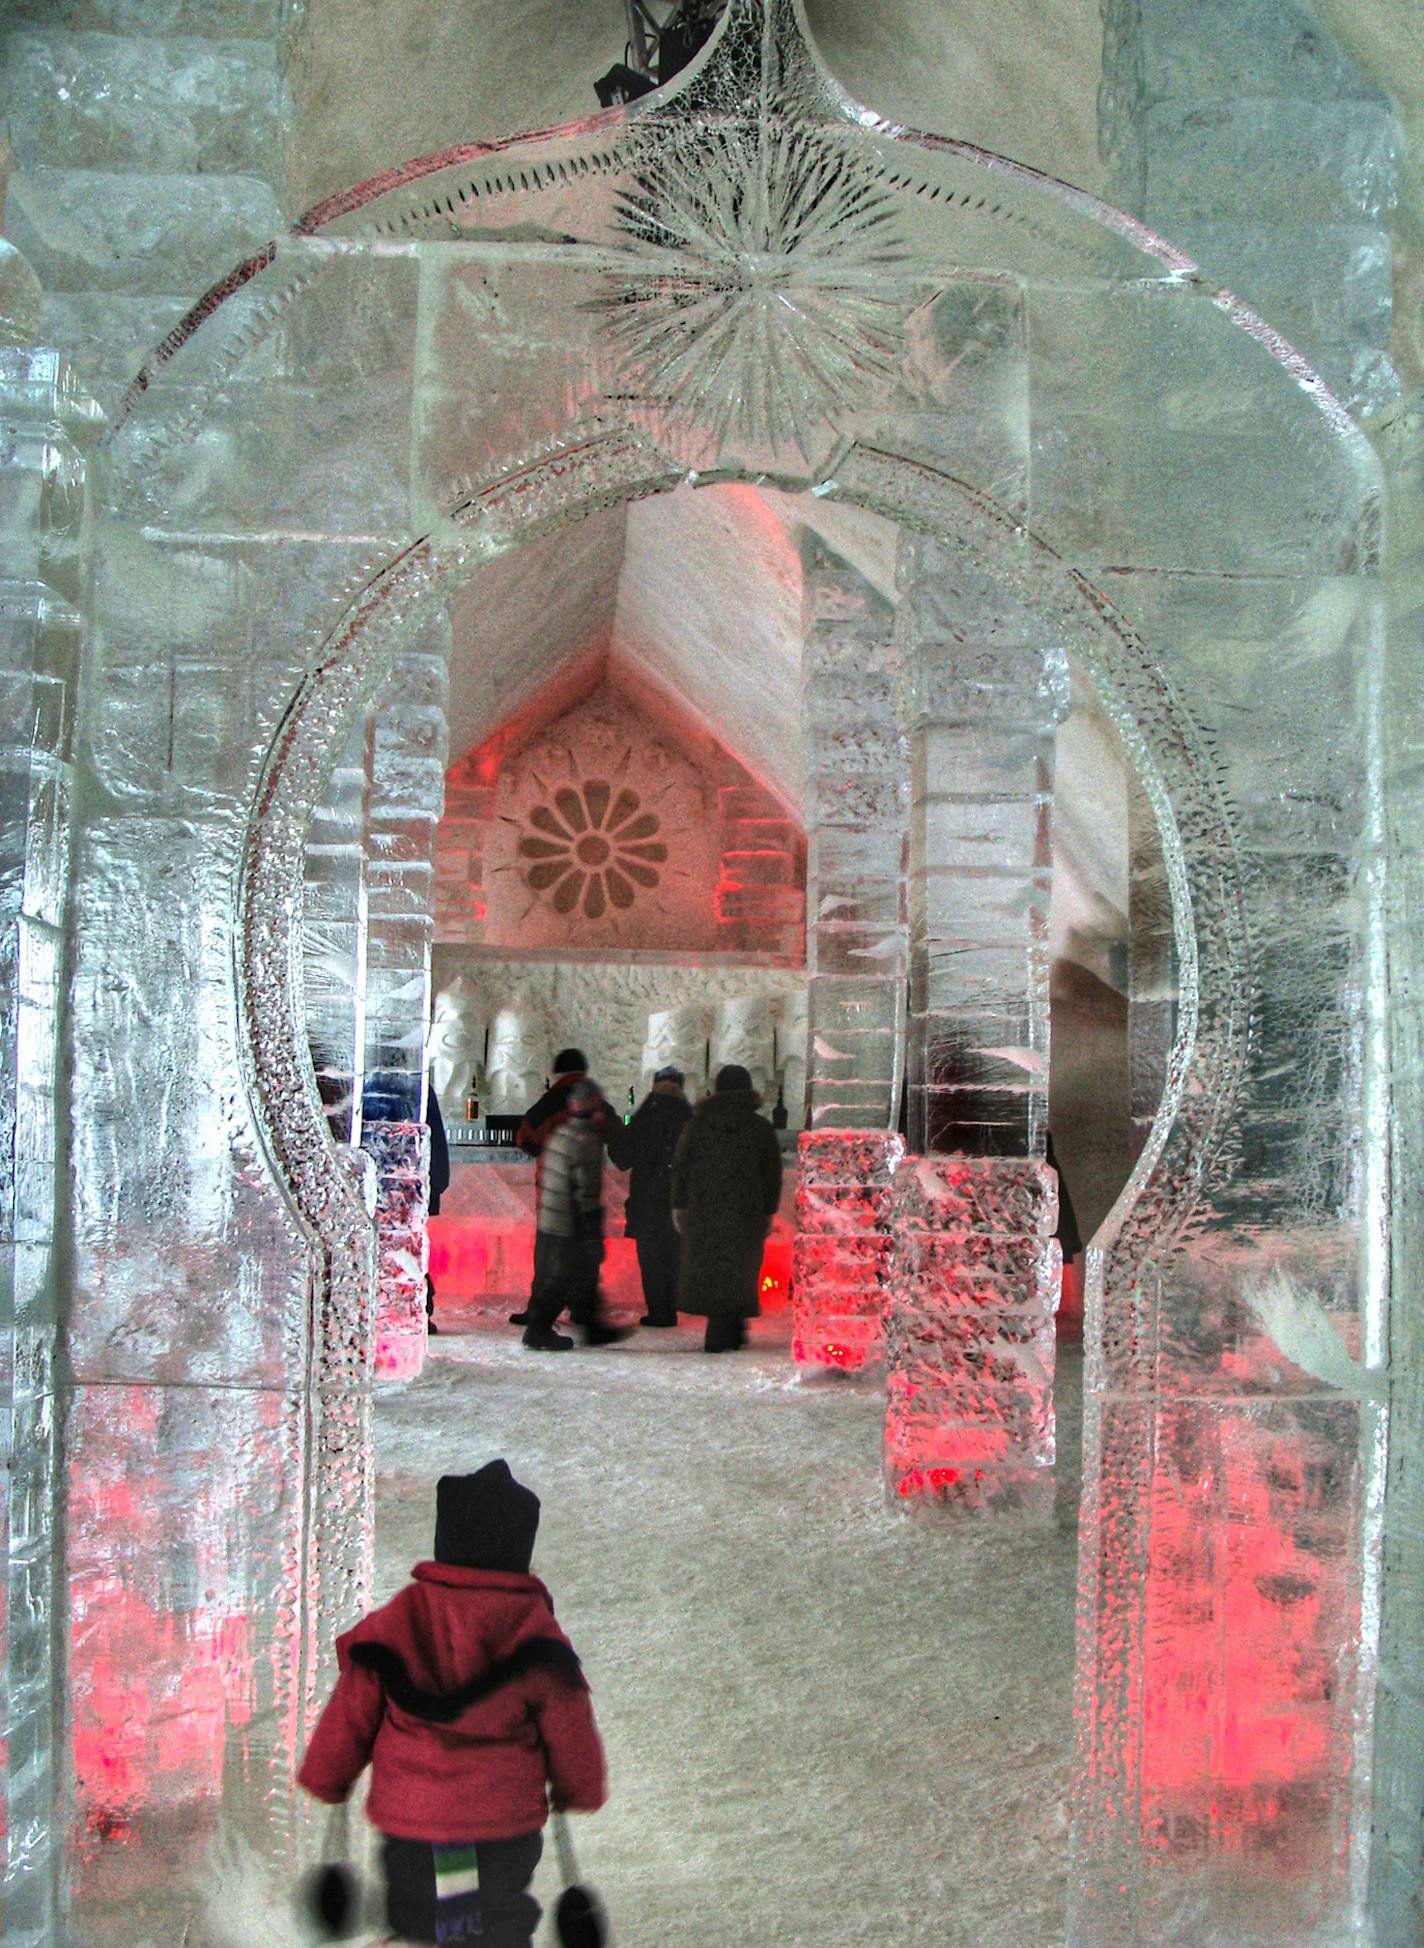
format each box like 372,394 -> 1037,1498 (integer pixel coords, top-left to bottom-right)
438,683 -> 803,957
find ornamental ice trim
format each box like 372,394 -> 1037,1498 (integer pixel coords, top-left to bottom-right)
599,117 -> 910,454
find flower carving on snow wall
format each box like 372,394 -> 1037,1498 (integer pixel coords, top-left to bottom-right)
517,780 -> 668,919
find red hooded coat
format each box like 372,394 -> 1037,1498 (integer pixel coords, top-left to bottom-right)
298,1562 -> 607,1842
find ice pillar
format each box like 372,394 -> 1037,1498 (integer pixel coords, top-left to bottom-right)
885,1156 -> 1060,1507
359,614 -> 450,1381
1,335 -> 98,1948
800,542 -> 908,1132
793,1132 -> 903,1371
895,541 -> 1070,1157
887,543 -> 1068,1504
303,714 -> 368,1145
1374,397 -> 1424,1947
795,544 -> 907,1369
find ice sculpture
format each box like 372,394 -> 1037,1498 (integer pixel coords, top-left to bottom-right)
885,1156 -> 1059,1509
709,993 -> 777,1097
641,1004 -> 706,1095
775,987 -> 809,1131
793,1131 -> 903,1371
484,1005 -> 548,1116
428,975 -> 485,1117
3,0 -> 1411,1941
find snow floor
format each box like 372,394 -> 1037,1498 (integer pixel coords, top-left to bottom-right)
373,1295 -> 1083,1948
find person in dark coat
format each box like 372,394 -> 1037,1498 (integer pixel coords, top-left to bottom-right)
510,1048 -> 616,1329
425,1081 -> 451,1335
299,1459 -> 607,1948
522,1078 -> 631,1351
670,1063 -> 783,1353
607,1065 -> 693,1327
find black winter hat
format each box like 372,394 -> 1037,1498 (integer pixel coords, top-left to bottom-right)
435,1460 -> 540,1573
553,1048 -> 588,1074
715,1063 -> 753,1093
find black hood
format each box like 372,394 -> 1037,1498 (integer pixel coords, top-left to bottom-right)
695,1088 -> 763,1129
434,1460 -> 540,1573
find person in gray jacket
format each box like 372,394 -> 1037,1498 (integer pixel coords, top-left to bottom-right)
522,1079 -> 631,1352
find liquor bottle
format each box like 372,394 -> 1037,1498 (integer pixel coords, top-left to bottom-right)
625,1085 -> 635,1125
464,1074 -> 480,1123
771,1081 -> 788,1131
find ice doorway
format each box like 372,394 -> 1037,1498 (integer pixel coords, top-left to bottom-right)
283,471 -> 1158,1944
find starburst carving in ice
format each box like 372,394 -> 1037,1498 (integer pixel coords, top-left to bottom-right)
598,118 -> 911,456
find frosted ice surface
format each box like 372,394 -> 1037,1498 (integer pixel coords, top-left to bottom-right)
367,1317 -> 1082,1948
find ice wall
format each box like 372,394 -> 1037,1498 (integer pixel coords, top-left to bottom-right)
1100,0 -> 1399,416
0,0 -> 1412,1940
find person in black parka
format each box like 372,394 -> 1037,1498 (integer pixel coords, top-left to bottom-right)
670,1064 -> 783,1353
607,1066 -> 693,1328
425,1080 -> 451,1335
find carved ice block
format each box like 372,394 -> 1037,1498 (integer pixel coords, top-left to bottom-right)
485,1005 -> 547,1117
710,993 -> 776,1097
792,1130 -> 904,1371
776,987 -> 809,1130
642,1005 -> 707,1095
361,1120 -> 429,1379
885,1155 -> 1060,1512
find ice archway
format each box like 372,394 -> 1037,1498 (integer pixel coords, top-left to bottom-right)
13,0 -> 1403,1943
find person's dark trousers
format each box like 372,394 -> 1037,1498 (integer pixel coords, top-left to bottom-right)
635,1226 -> 680,1325
525,1231 -> 579,1333
525,1227 -> 564,1321
567,1219 -> 606,1329
382,1831 -> 543,1947
703,1312 -> 746,1353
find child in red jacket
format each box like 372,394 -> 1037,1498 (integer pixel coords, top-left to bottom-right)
299,1460 -> 608,1946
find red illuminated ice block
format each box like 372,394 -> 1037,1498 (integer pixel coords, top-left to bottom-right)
792,1130 -> 904,1370
885,1156 -> 1061,1513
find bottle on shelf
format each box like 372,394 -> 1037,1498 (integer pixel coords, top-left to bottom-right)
771,1080 -> 789,1131
464,1074 -> 480,1123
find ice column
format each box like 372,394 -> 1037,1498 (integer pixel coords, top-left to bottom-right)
0,337 -> 99,1948
1374,390 -> 1424,1947
886,1157 -> 1060,1507
359,615 -> 450,1381
793,1132 -> 904,1371
303,715 -> 368,1145
795,543 -> 907,1369
888,543 -> 1068,1504
801,541 -> 908,1131
895,541 -> 1070,1157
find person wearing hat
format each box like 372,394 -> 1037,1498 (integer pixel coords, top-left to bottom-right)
670,1063 -> 783,1353
522,1077 -> 631,1351
510,1047 -> 616,1330
298,1460 -> 607,1946
607,1066 -> 693,1328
